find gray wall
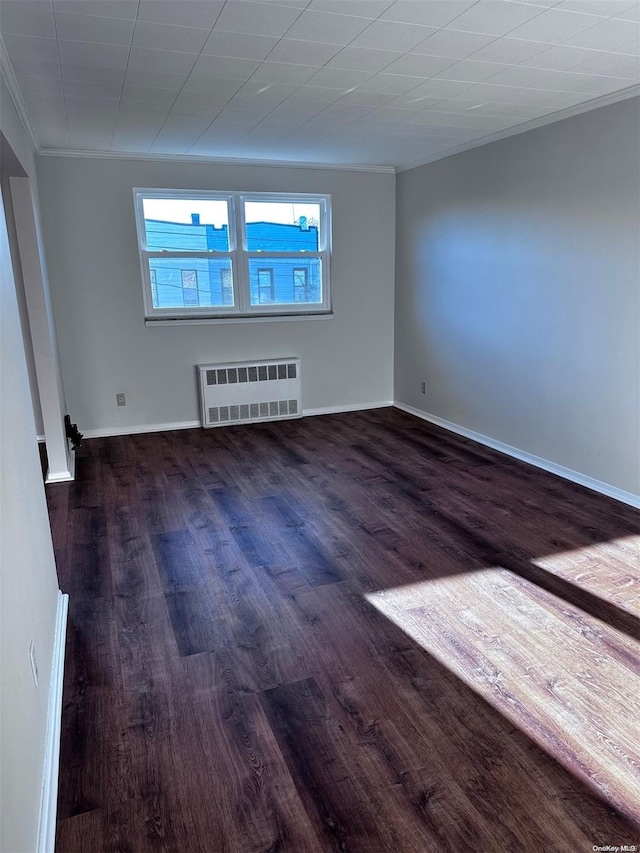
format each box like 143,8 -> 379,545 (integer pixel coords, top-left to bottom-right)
37,156 -> 395,434
395,97 -> 640,496
0,78 -> 61,853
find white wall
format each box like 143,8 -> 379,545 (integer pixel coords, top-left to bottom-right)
0,79 -> 61,853
395,97 -> 640,497
37,156 -> 396,434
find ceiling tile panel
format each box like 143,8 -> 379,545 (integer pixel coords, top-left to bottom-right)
0,1 -> 56,39
59,63 -> 125,84
572,50 -> 640,77
307,0 -> 393,16
202,31 -> 278,60
52,0 -> 139,19
54,10 -> 135,44
21,90 -> 66,116
250,61 -> 318,84
122,69 -> 188,90
10,57 -> 61,79
63,94 -> 119,118
190,54 -> 261,80
507,9 -> 606,42
127,47 -> 199,75
619,38 -> 640,54
120,84 -> 180,105
615,5 -> 640,21
2,32 -> 59,63
482,64 -> 552,86
520,44 -> 605,70
357,72 -> 425,93
466,37 -> 551,64
411,28 -> 495,59
57,38 -> 130,68
285,9 -> 373,44
336,89 -> 399,105
436,59 -> 511,82
62,78 -> 122,99
351,20 -> 437,51
396,77 -> 475,99
17,74 -> 63,96
306,66 -> 374,88
447,1 -> 549,36
264,37 -> 342,65
379,52 -> 457,77
230,80 -> 300,101
556,0 -> 636,14
132,21 -> 211,53
137,0 -> 224,28
562,17 -> 640,50
214,1 -> 303,37
381,0 -> 477,28
326,46 -> 402,72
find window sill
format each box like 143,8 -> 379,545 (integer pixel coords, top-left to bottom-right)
145,311 -> 334,327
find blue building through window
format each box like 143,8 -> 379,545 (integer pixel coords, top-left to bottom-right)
146,218 -> 321,310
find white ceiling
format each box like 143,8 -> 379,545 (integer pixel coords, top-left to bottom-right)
0,0 -> 639,170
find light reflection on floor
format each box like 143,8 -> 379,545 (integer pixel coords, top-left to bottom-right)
365,549 -> 640,825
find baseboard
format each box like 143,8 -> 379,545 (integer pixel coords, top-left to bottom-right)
394,402 -> 640,510
303,401 -> 393,417
37,590 -> 69,853
82,419 -> 201,439
80,406 -> 395,438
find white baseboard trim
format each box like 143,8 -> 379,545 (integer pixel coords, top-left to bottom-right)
80,406 -> 395,438
394,402 -> 640,510
82,419 -> 201,439
37,590 -> 69,853
303,401 -> 393,417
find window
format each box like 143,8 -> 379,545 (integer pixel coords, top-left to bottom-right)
293,268 -> 308,302
134,190 -> 331,321
181,269 -> 199,306
256,268 -> 274,304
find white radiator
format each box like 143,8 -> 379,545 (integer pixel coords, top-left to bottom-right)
197,358 -> 302,428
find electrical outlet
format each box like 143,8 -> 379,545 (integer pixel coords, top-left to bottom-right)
116,393 -> 126,407
421,382 -> 426,394
29,641 -> 38,687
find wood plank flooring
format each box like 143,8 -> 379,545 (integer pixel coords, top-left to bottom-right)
48,407 -> 640,852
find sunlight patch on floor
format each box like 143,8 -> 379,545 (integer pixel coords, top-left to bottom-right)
365,564 -> 640,825
531,534 -> 640,618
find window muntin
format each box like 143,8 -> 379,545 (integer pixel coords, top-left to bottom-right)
134,190 -> 330,320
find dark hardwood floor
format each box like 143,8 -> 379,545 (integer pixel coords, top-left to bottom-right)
48,407 -> 640,852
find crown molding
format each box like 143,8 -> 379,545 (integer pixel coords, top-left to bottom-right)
397,83 -> 640,173
0,33 -> 40,155
37,146 -> 396,174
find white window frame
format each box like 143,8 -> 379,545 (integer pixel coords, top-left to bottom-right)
133,189 -> 332,322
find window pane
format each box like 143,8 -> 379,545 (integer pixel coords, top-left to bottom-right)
142,197 -> 230,251
149,257 -> 234,309
244,201 -> 320,251
248,257 -> 321,306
